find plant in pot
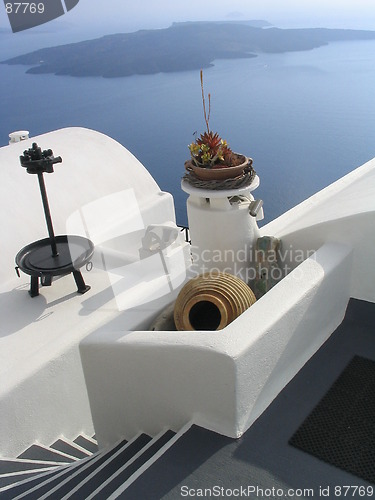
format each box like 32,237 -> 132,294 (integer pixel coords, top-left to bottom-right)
185,70 -> 251,181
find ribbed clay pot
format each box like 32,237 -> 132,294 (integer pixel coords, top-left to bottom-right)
174,271 -> 256,331
185,154 -> 249,181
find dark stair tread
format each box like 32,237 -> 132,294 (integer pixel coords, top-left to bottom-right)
73,435 -> 98,454
50,438 -> 92,459
0,432 -> 174,499
14,454 -> 97,500
18,439 -> 129,499
50,435 -> 151,499
18,444 -> 76,463
92,430 -> 176,499
0,458 -> 62,474
0,467 -> 64,499
0,468 -> 56,489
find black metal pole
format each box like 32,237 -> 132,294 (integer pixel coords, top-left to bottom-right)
37,172 -> 58,257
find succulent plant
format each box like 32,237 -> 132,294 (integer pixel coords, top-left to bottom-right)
188,70 -> 234,169
189,132 -> 233,168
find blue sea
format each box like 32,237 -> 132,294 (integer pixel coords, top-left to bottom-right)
1,31 -> 375,226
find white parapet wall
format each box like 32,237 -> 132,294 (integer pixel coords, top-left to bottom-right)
263,157 -> 375,304
80,242 -> 352,445
80,157 -> 375,446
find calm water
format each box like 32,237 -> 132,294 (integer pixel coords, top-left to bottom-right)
1,38 -> 375,226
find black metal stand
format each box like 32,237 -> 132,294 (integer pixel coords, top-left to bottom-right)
28,269 -> 89,297
73,270 -> 91,294
37,171 -> 58,257
30,276 -> 39,298
15,143 -> 94,298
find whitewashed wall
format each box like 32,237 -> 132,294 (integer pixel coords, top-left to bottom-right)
0,128 -> 185,457
81,158 -> 375,444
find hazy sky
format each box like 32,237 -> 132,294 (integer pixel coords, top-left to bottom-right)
1,0 -> 375,35
65,0 -> 375,30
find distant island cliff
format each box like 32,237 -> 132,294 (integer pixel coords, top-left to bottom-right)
3,21 -> 375,78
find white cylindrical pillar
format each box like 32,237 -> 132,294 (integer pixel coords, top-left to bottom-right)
182,176 -> 262,282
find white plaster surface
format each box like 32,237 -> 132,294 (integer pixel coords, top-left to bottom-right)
82,157 -> 375,444
2,127 -> 375,456
81,242 -> 352,444
263,157 -> 375,302
0,128 -> 189,457
186,188 -> 261,279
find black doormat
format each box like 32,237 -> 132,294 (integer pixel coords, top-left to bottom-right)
289,356 -> 375,484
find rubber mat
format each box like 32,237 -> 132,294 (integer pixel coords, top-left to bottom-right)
289,356 -> 375,484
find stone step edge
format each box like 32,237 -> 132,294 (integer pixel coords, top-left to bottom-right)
0,435 -> 97,495
8,446 -> 106,500
0,457 -> 68,468
26,435 -> 142,500
50,437 -> 93,458
0,466 -> 68,495
0,444 -> 98,496
73,434 -> 98,448
18,443 -> 79,463
78,434 -> 97,445
0,467 -> 61,489
0,467 -> 59,480
62,431 -> 167,500
94,422 -> 193,500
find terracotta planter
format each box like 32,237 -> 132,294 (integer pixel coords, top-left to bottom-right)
174,271 -> 256,331
185,154 -> 249,181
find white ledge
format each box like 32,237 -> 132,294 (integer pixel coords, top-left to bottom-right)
81,242 -> 352,445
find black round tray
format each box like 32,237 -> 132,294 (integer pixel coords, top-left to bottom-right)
16,235 -> 94,278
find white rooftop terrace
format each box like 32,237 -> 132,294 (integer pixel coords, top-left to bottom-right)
0,127 -> 189,456
1,127 -> 375,456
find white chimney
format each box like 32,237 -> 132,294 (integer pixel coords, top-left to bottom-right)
9,131 -> 30,144
182,175 -> 263,282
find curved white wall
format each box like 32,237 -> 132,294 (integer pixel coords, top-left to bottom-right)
0,127 -> 165,286
0,128 -> 185,457
81,158 -> 375,445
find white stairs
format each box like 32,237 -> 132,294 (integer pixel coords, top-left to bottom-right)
0,430 -> 176,499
